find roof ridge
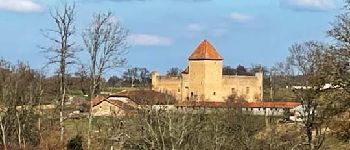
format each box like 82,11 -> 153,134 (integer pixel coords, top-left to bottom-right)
188,39 -> 223,60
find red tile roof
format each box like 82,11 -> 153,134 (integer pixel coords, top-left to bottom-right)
189,39 -> 223,60
243,102 -> 301,109
91,95 -> 105,107
91,95 -> 136,110
177,101 -> 301,109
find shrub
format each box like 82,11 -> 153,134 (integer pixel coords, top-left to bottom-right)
67,135 -> 83,150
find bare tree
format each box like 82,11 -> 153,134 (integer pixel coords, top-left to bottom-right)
281,41 -> 350,149
41,2 -> 77,146
166,67 -> 180,76
82,11 -> 128,149
222,66 -> 236,75
284,41 -> 325,149
122,68 -> 139,87
74,64 -> 89,95
0,59 -> 43,149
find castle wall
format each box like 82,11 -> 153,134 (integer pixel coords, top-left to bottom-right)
152,71 -> 263,103
152,75 -> 182,99
222,73 -> 263,102
181,73 -> 189,101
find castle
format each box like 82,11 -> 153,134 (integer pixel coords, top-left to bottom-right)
151,40 -> 263,102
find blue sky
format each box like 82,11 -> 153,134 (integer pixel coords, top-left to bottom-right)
0,0 -> 344,76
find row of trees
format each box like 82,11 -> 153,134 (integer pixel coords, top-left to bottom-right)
104,64 -> 264,88
104,67 -> 151,88
165,65 -> 264,77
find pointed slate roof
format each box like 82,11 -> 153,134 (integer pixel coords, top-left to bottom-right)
188,39 -> 223,60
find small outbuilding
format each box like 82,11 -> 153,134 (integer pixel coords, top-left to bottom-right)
91,95 -> 137,117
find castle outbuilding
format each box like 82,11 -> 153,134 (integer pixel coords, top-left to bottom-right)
151,40 -> 263,102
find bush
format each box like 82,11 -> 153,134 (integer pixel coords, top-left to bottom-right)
67,135 -> 83,150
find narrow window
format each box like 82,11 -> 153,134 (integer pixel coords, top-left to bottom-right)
213,92 -> 216,95
178,88 -> 180,92
231,88 -> 235,93
191,92 -> 194,97
246,87 -> 250,94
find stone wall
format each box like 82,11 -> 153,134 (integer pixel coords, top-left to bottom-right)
92,101 -> 125,116
222,73 -> 263,102
152,75 -> 182,100
152,71 -> 263,102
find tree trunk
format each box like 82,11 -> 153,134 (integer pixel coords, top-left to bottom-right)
60,88 -> 65,145
60,69 -> 66,147
88,77 -> 98,150
0,116 -> 7,150
16,112 -> 22,148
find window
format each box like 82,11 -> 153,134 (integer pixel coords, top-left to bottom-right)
213,92 -> 216,95
178,88 -> 180,92
191,92 -> 194,97
246,87 -> 250,94
231,88 -> 235,93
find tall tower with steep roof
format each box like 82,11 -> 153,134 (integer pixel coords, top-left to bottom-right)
187,39 -> 223,101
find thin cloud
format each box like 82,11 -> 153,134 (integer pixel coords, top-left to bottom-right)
230,12 -> 254,23
187,23 -> 205,32
186,23 -> 229,38
279,0 -> 336,11
128,34 -> 173,46
0,0 -> 43,12
211,28 -> 228,37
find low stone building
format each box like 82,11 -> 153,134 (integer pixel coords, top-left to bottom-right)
152,39 -> 263,102
241,101 -> 301,116
91,95 -> 137,116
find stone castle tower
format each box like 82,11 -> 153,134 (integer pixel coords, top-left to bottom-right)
187,40 -> 223,100
152,39 -> 263,102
